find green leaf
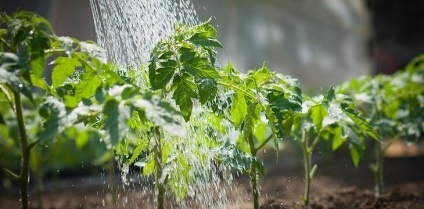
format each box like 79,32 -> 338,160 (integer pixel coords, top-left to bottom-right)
184,57 -> 220,79
133,94 -> 185,137
51,56 -> 81,88
327,86 -> 336,101
342,104 -> 379,140
198,78 -> 217,104
251,64 -> 271,86
230,91 -> 247,129
254,157 -> 265,175
143,155 -> 155,175
331,126 -> 345,150
0,67 -> 33,101
75,71 -> 102,99
152,67 -> 175,90
0,112 -> 5,124
0,52 -> 19,69
148,56 -> 158,89
310,104 -> 327,130
383,99 -> 400,120
266,89 -> 302,112
103,100 -> 130,147
179,51 -> 196,63
349,143 -> 364,167
128,145 -> 145,165
219,144 -> 265,175
189,33 -> 223,48
39,97 -> 68,141
171,73 -> 197,121
30,56 -> 45,78
30,74 -> 50,92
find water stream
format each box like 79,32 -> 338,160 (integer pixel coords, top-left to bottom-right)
89,1 -> 239,208
90,0 -> 198,71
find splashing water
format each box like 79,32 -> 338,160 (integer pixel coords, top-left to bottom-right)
90,0 -> 198,69
89,1 -> 240,208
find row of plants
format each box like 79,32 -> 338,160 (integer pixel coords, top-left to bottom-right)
0,11 -> 423,209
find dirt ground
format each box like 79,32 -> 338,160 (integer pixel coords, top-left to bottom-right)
1,141 -> 424,209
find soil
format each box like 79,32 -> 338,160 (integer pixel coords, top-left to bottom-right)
1,141 -> 424,209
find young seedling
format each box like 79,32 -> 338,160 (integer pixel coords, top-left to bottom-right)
337,56 -> 424,197
0,12 -> 61,209
139,20 -> 223,209
290,87 -> 378,206
218,63 -> 302,209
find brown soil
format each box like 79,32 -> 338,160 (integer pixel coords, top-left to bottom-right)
1,142 -> 424,209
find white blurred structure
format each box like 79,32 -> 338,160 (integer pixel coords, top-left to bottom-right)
194,0 -> 371,89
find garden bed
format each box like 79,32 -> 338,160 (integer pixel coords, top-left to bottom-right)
1,144 -> 423,209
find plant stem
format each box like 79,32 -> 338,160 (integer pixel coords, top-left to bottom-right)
217,81 -> 259,104
14,91 -> 30,209
153,127 -> 165,209
247,132 -> 259,209
301,136 -> 311,206
300,130 -> 319,207
254,134 -> 273,153
373,141 -> 384,197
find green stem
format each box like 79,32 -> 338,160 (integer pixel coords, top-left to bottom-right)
153,127 -> 165,209
374,141 -> 384,197
300,130 -> 320,207
254,134 -> 274,153
372,106 -> 385,198
247,132 -> 259,209
14,91 -> 30,209
2,168 -> 20,182
217,81 -> 259,104
301,134 -> 311,206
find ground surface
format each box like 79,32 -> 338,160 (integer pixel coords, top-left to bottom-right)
1,142 -> 424,209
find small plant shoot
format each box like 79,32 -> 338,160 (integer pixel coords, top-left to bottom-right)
289,87 -> 378,206
337,56 -> 424,197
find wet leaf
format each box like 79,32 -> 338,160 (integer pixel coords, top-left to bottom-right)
51,56 -> 81,88
230,91 -> 247,129
189,33 -> 223,48
309,104 -> 327,131
171,73 -> 197,121
75,71 -> 102,99
0,67 -> 33,101
102,100 -> 130,147
198,78 -> 217,104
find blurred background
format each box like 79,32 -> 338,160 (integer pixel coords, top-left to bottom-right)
2,0 -> 424,89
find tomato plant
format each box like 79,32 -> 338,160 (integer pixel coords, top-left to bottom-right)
0,11 -> 184,209
337,56 -> 424,197
136,20 -> 223,209
215,63 -> 303,209
287,87 -> 378,206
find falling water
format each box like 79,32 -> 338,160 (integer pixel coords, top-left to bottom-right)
89,0 -> 240,208
89,0 -> 198,70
